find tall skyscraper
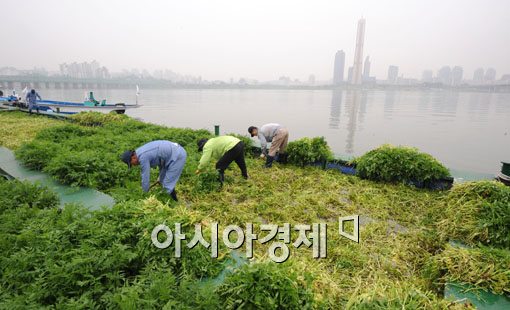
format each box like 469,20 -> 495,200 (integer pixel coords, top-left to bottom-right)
451,66 -> 463,86
333,50 -> 345,86
437,66 -> 452,85
351,18 -> 366,85
473,68 -> 484,83
363,56 -> 371,80
387,65 -> 399,83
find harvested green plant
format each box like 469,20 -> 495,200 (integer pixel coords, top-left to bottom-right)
437,180 -> 510,247
425,243 -> 510,295
355,144 -> 450,184
287,137 -> 333,167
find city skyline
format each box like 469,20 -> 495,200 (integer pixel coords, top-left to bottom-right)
2,0 -> 509,82
0,14 -> 508,88
2,59 -> 508,86
3,32 -> 508,85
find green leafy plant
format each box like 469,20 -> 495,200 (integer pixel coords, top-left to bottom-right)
195,172 -> 223,193
43,151 -> 127,189
34,123 -> 97,142
0,197 -> 226,308
355,144 -> 450,184
0,178 -> 59,211
0,111 -> 60,149
437,180 -> 510,248
70,111 -> 129,126
425,243 -> 510,295
15,140 -> 61,170
15,112 -> 213,190
286,137 -> 333,167
216,262 -> 315,309
345,283 -> 447,310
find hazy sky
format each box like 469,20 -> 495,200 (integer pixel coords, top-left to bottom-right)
3,0 -> 509,81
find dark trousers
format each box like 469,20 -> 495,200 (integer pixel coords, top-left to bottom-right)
216,142 -> 248,177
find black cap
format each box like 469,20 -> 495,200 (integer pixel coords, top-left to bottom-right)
121,150 -> 135,168
248,126 -> 257,137
197,139 -> 208,152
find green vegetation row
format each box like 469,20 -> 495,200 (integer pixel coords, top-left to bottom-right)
15,112 -> 451,190
0,111 -> 508,308
3,178 -> 508,309
15,113 -> 213,190
285,138 -> 451,184
0,178 -> 315,308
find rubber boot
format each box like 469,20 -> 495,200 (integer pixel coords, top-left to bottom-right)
170,189 -> 178,202
265,155 -> 274,168
218,170 -> 225,185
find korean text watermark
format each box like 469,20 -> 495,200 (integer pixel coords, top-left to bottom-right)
151,215 -> 359,263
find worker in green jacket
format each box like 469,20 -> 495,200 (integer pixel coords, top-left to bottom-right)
196,136 -> 248,184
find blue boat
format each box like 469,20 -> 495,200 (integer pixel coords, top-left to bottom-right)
34,92 -> 139,114
1,91 -> 140,114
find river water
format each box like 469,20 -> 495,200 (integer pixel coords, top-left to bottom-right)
38,88 -> 510,176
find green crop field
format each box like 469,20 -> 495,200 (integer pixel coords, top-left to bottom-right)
0,111 -> 508,309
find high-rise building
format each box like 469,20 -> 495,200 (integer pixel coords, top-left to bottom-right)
421,70 -> 433,83
473,68 -> 484,83
387,65 -> 398,83
351,18 -> 366,85
347,66 -> 354,84
437,66 -> 452,85
59,60 -> 110,79
333,50 -> 345,86
485,68 -> 496,82
451,66 -> 463,86
363,56 -> 371,81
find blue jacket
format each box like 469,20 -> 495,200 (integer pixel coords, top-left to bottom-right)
26,92 -> 41,105
135,140 -> 186,193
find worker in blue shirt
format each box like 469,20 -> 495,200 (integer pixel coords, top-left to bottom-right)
25,89 -> 41,114
121,140 -> 187,202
